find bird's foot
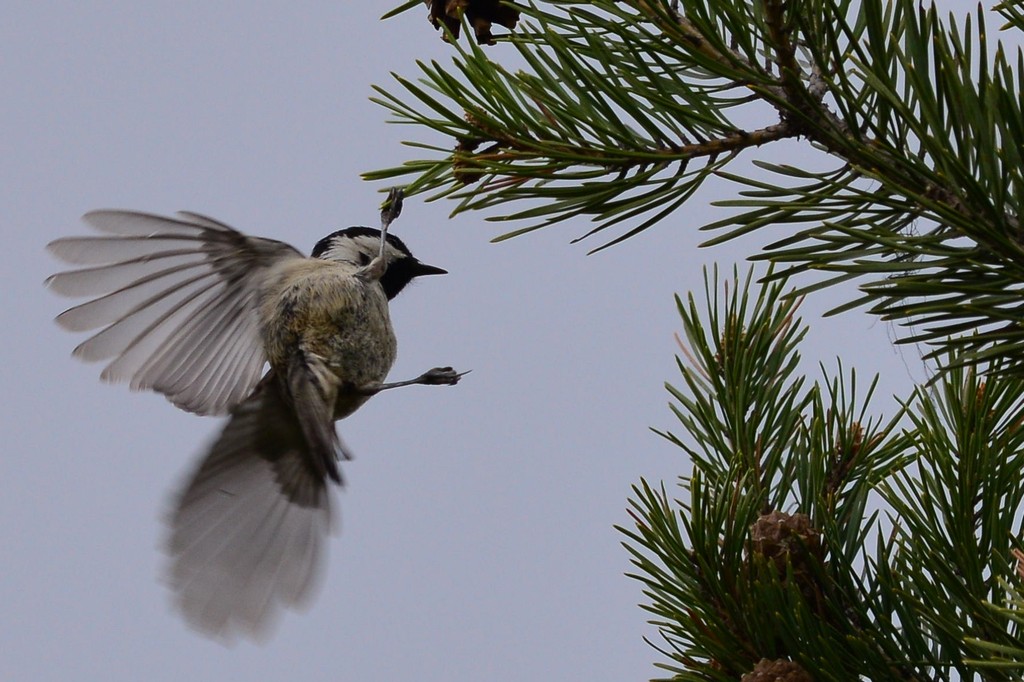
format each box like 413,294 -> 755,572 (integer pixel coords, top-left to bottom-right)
416,366 -> 469,386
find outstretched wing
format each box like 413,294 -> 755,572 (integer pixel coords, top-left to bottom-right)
167,374 -> 337,640
46,210 -> 304,416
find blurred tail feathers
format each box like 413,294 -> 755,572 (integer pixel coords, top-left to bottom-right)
166,374 -> 338,639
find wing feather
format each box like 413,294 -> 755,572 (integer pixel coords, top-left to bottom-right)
47,210 -> 304,415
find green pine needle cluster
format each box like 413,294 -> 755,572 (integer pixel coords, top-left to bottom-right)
371,0 -> 1024,373
374,1 -> 1024,678
623,267 -> 1024,679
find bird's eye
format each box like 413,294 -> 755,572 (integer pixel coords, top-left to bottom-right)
358,252 -> 371,266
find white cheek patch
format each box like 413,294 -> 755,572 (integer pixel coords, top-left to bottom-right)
322,236 -> 407,268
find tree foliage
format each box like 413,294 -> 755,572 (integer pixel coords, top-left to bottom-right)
619,267 -> 1024,679
371,0 -> 1024,373
373,1 -> 1024,677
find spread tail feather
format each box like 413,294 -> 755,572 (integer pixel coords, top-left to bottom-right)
165,374 -> 339,640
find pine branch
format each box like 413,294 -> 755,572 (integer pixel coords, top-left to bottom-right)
373,0 -> 1024,373
626,268 -> 1024,678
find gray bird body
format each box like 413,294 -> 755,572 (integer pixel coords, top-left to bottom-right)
258,255 -> 398,420
46,209 -> 452,639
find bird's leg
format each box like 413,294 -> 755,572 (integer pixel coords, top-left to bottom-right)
378,187 -> 403,259
354,367 -> 468,396
363,187 -> 405,282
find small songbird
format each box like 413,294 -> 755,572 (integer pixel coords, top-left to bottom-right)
46,196 -> 462,639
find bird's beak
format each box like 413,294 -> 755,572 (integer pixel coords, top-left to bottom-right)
412,261 -> 447,276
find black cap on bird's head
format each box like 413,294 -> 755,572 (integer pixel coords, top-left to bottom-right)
311,226 -> 446,300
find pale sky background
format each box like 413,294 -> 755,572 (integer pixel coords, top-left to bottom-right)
0,2 -> 982,680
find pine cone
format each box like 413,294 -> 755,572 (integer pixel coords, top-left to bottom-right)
427,0 -> 520,44
748,510 -> 826,611
749,510 -> 823,578
741,658 -> 814,682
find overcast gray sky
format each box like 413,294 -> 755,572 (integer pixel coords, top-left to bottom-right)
1,2 -> 980,680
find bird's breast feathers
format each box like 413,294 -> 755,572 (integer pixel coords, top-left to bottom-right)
258,258 -> 397,383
